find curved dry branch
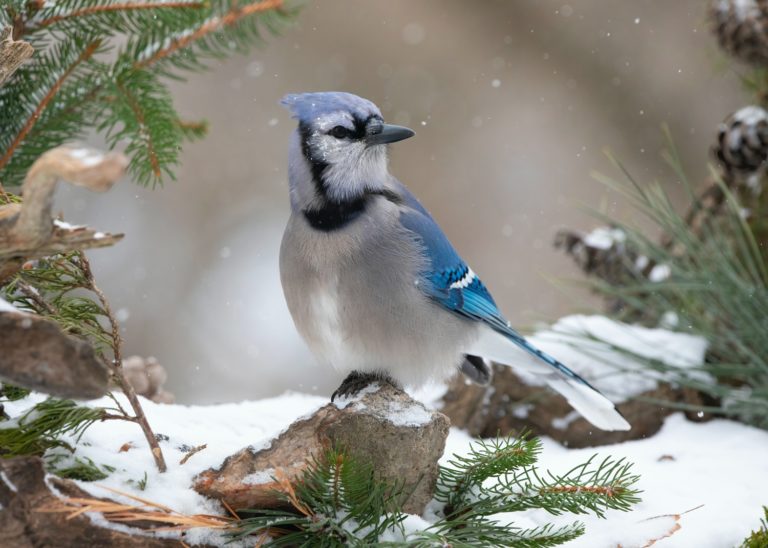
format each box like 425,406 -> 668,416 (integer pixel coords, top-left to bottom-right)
0,145 -> 126,281
0,27 -> 33,87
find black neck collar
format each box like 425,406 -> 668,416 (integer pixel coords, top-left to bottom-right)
297,122 -> 402,232
303,197 -> 367,232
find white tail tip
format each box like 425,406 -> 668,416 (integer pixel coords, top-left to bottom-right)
547,378 -> 631,432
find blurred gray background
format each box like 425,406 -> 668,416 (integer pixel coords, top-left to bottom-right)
58,1 -> 744,403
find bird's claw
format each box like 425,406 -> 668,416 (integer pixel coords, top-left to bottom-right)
331,370 -> 399,401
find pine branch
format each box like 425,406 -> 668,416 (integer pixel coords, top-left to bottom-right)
566,151 -> 768,427
114,79 -> 161,179
3,251 -> 167,471
433,435 -> 640,542
1,0 -> 294,187
232,449 -> 407,546
36,1 -> 208,29
0,398 -> 107,456
177,118 -> 209,140
231,438 -> 640,547
135,0 -> 284,69
0,39 -> 101,173
437,433 -> 540,518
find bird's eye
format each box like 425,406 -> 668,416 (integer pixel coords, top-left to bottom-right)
328,125 -> 351,139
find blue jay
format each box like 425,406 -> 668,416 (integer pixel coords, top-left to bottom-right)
279,92 -> 629,431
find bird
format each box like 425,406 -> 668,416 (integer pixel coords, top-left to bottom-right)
278,91 -> 630,432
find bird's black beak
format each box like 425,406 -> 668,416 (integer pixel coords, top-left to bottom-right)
367,123 -> 415,146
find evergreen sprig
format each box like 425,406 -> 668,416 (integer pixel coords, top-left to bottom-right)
232,450 -> 408,547
580,144 -> 768,428
232,436 -> 641,547
0,0 -> 296,188
0,383 -> 32,402
423,434 -> 639,546
47,454 -> 116,481
3,252 -> 113,351
0,398 -> 107,456
741,506 -> 768,548
436,433 -> 540,516
1,252 -> 169,471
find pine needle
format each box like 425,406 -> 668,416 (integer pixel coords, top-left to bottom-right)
39,486 -> 234,531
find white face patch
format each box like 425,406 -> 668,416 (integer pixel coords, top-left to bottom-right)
305,113 -> 389,203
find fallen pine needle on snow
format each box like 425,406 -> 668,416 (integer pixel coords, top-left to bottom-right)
38,484 -> 234,532
635,504 -> 704,548
179,444 -> 208,465
118,442 -> 135,453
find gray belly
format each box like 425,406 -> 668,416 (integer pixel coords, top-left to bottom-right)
279,214 -> 478,387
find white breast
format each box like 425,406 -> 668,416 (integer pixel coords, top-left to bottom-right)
307,275 -> 347,367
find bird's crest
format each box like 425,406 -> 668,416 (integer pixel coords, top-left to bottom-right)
280,92 -> 382,124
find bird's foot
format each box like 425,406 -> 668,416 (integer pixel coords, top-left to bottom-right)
331,370 -> 400,402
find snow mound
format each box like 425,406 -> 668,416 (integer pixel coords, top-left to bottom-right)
4,393 -> 768,546
518,315 -> 709,402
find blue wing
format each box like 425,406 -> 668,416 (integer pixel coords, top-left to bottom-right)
395,183 -> 630,431
397,191 -> 594,386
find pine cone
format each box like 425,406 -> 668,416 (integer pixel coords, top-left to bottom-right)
714,106 -> 768,179
710,0 -> 768,65
121,356 -> 175,404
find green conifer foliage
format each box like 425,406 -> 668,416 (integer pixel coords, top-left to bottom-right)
741,506 -> 768,548
0,0 -> 296,189
232,436 -> 640,547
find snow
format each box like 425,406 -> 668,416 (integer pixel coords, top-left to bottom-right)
0,297 -> 20,312
0,316 -> 758,546
2,391 -> 327,545
731,105 -> 768,126
583,226 -> 626,250
332,383 -> 434,426
3,390 -> 767,546
383,400 -> 433,427
67,147 -> 104,167
332,382 -> 380,409
448,414 -> 768,547
518,315 -> 709,403
241,469 -> 275,486
649,263 -> 671,282
53,219 -> 85,231
1,470 -> 19,493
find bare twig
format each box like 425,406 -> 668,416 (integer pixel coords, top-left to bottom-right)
639,504 -> 704,547
179,443 -> 207,465
101,413 -> 138,422
108,391 -> 130,418
0,145 -> 126,281
16,278 -> 56,314
79,253 -> 168,473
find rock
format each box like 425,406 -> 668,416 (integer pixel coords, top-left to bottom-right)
194,383 -> 450,514
0,311 -> 110,399
0,456 -> 189,547
442,364 -> 711,447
